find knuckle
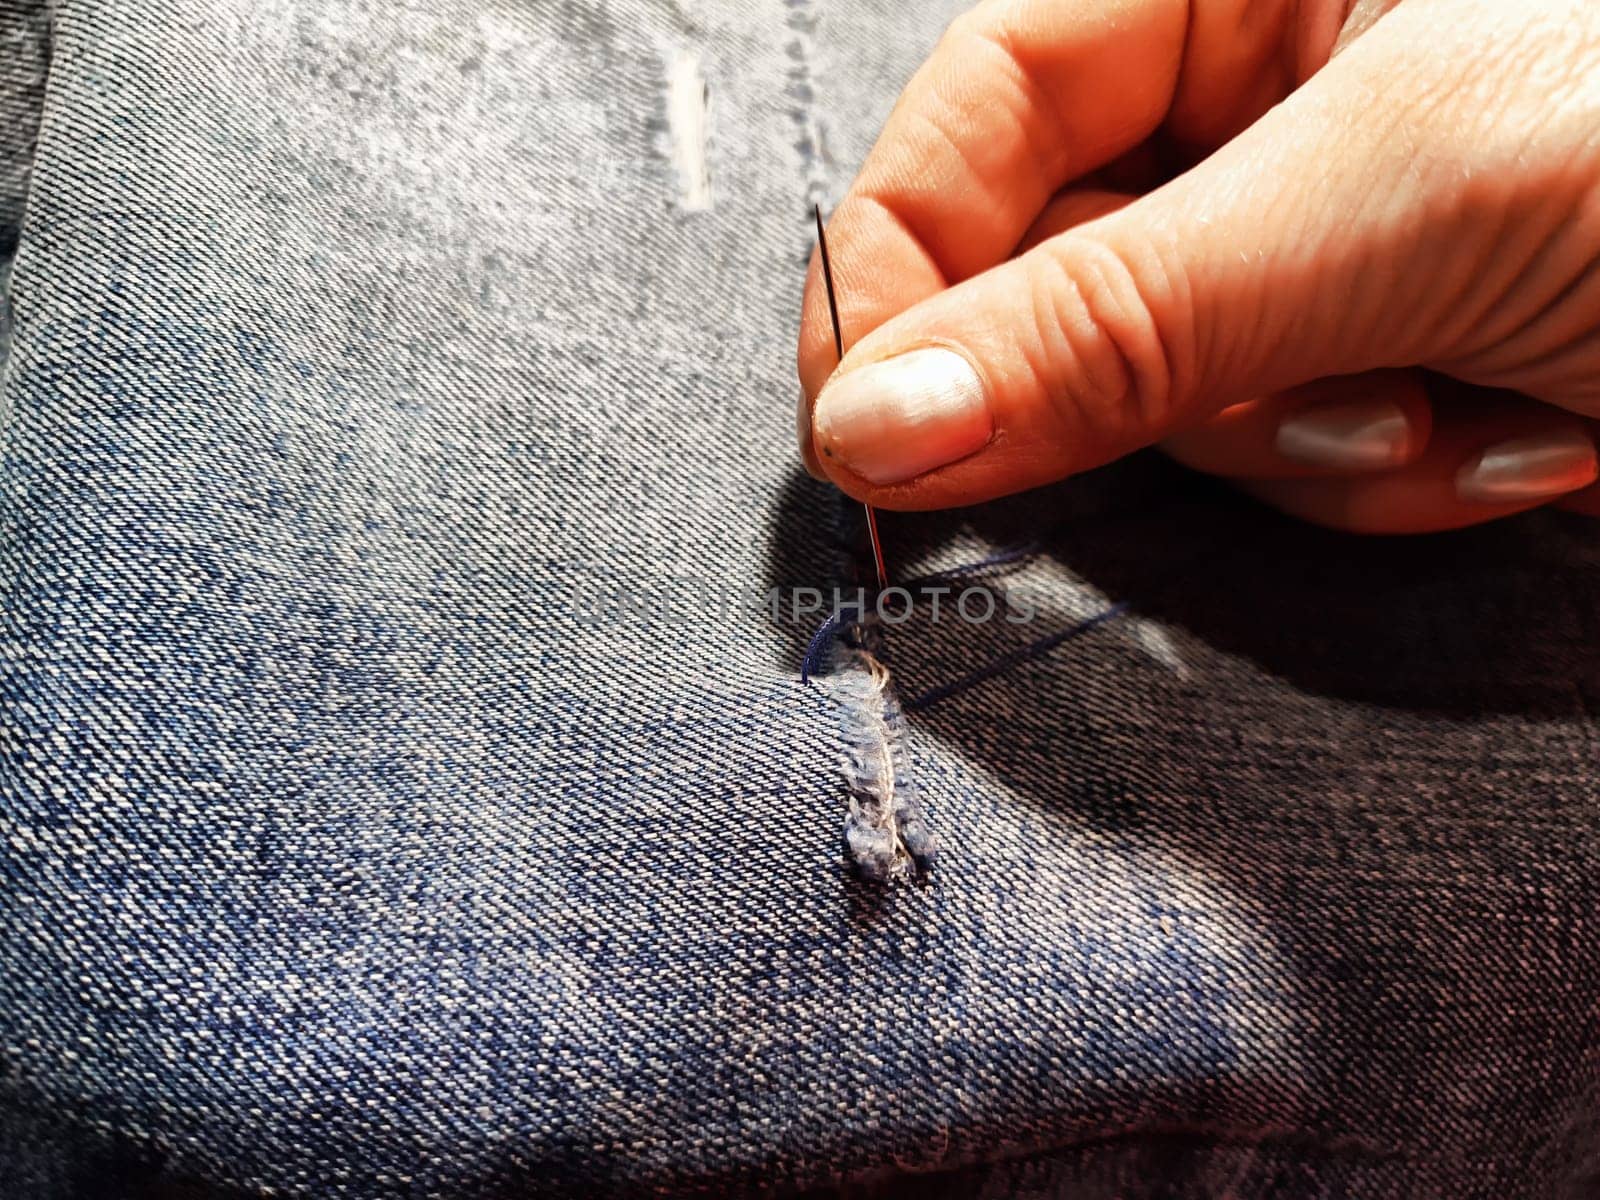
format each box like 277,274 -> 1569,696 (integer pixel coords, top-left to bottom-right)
1026,234 -> 1186,451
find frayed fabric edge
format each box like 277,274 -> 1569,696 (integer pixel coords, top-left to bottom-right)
801,494 -> 937,883
830,623 -> 938,882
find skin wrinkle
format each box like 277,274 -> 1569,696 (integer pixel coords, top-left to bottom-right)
1048,231 -> 1184,450
1109,231 -> 1188,439
1454,208 -> 1600,391
875,14 -> 1133,287
1476,310 -> 1600,411
1238,77 -> 1397,381
861,119 -> 1001,287
817,192 -> 946,342
1426,178 -> 1547,364
801,0 -> 1600,531
897,103 -> 1020,282
1256,179 -> 1347,387
1480,203 -> 1600,387
979,14 -> 1168,196
967,24 -> 1076,230
850,191 -> 950,297
1410,61 -> 1600,375
1024,248 -> 1094,449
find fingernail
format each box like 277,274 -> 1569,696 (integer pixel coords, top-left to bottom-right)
1457,428 -> 1599,503
1274,400 -> 1412,469
812,347 -> 992,484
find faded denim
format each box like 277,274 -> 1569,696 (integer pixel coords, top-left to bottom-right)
2,0 -> 1599,1196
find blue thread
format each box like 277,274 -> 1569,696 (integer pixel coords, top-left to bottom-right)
798,544 -> 1040,685
899,541 -> 1041,588
800,605 -> 862,684
905,602 -> 1131,712
807,540 -> 1050,877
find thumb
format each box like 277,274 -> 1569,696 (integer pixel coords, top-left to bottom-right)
809,27 -> 1449,510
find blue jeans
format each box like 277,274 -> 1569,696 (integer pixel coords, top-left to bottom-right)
2,0 -> 1597,1195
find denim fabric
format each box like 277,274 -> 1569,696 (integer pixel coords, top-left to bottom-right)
2,1 -> 1599,1197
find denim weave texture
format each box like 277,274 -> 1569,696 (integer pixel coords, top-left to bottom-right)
2,1 -> 1599,1197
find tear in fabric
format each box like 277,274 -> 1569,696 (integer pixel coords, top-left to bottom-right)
831,619 -> 937,881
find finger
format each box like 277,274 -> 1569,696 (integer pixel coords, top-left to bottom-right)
800,188 -> 1136,483
796,0 -> 1189,382
797,0 -> 1193,429
795,0 -> 1366,475
1236,399 -> 1598,534
1555,485 -> 1600,518
798,386 -> 827,479
1160,370 -> 1431,480
1551,421 -> 1600,516
1030,197 -> 1437,484
802,181 -> 1133,484
805,11 -> 1475,511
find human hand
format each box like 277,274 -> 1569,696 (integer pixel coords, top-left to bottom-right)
796,0 -> 1600,532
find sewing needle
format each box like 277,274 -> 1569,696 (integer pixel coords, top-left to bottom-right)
812,204 -> 889,592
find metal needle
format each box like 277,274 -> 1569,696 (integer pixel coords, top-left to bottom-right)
813,203 -> 888,591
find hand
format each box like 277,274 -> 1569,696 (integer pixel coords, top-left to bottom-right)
795,0 -> 1600,532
